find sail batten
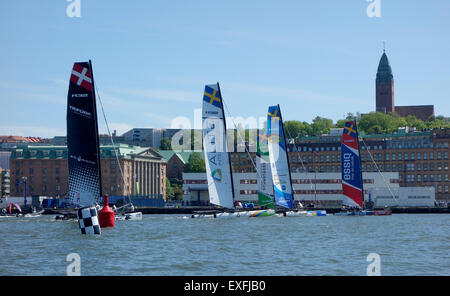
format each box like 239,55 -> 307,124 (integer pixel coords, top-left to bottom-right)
267,105 -> 294,209
202,83 -> 234,209
67,61 -> 102,207
341,121 -> 364,209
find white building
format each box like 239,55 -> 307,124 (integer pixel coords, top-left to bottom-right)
182,172 -> 401,207
369,187 -> 435,208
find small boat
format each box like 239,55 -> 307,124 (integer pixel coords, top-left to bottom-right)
335,121 -> 391,216
267,105 -> 327,217
373,208 -> 392,216
194,83 -> 275,219
66,60 -> 142,230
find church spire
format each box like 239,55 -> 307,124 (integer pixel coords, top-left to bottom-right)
376,50 -> 393,83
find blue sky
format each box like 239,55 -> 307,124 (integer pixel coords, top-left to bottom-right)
0,0 -> 449,137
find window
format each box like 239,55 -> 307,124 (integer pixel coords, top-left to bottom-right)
417,152 -> 421,160
438,163 -> 442,171
55,167 -> 60,174
417,174 -> 421,182
417,163 -> 421,171
424,153 -> 428,160
430,174 -> 435,182
430,152 -> 434,160
386,153 -> 390,161
445,152 -> 448,160
438,174 -> 442,182
42,168 -> 47,174
424,163 -> 428,171
411,153 -> 415,160
29,168 -> 34,174
404,153 -> 408,160
438,152 -> 442,160
430,163 -> 434,171
392,153 -> 396,161
386,164 -> 390,172
423,174 -> 428,182
445,163 -> 449,171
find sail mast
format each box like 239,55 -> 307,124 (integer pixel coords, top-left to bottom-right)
277,104 -> 296,207
216,82 -> 235,203
89,60 -> 103,198
355,119 -> 365,209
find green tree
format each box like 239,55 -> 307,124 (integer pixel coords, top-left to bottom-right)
310,116 -> 334,135
284,120 -> 311,138
184,152 -> 206,173
159,137 -> 172,150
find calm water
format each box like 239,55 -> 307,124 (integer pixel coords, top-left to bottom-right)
0,213 -> 449,276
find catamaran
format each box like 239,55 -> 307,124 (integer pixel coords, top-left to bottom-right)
66,60 -> 141,222
267,105 -> 326,217
192,83 -> 274,218
335,120 -> 392,216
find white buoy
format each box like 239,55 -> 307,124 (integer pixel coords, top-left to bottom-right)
77,206 -> 101,235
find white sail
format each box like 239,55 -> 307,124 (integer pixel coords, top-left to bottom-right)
202,83 -> 234,209
267,105 -> 294,209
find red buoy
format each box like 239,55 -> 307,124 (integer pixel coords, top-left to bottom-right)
99,195 -> 115,228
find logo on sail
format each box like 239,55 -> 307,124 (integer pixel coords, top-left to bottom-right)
211,169 -> 222,183
70,63 -> 93,91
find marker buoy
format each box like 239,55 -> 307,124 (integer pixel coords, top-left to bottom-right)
77,206 -> 101,235
99,195 -> 115,228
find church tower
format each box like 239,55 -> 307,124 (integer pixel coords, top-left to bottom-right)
376,51 -> 394,113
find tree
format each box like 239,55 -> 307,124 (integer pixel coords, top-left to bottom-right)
159,137 -> 172,150
184,152 -> 206,173
310,116 -> 334,135
284,120 -> 311,138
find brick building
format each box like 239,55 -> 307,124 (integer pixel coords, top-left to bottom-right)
224,128 -> 449,203
9,144 -> 167,200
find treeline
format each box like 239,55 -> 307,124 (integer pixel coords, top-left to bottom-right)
285,112 -> 450,138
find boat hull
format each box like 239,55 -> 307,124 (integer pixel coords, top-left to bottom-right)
115,212 -> 143,221
191,209 -> 275,219
334,210 -> 374,216
276,210 -> 327,217
374,209 -> 392,216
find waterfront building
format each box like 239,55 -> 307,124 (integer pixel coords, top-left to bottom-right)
0,168 -> 10,200
9,144 -> 167,200
0,151 -> 11,169
157,150 -> 194,181
221,128 -> 449,203
287,128 -> 449,203
375,50 -> 434,121
182,172 -> 400,208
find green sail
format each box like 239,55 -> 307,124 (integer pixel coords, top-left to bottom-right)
256,128 -> 275,209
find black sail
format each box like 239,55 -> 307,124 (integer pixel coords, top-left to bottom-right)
66,61 -> 102,206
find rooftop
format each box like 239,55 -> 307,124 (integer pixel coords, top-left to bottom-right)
10,144 -> 157,160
